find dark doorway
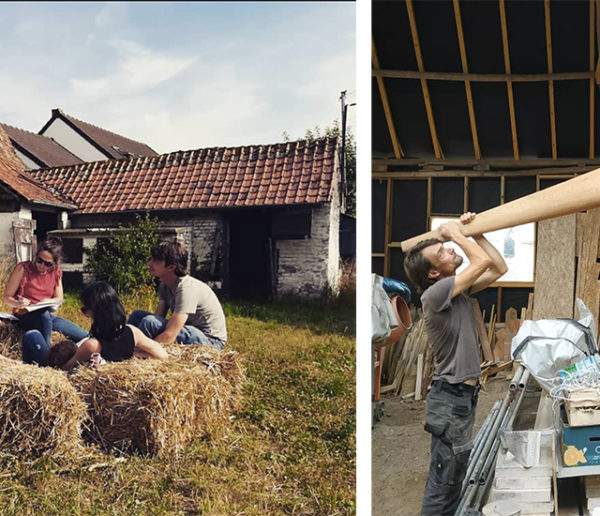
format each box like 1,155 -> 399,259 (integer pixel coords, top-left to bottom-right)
228,209 -> 274,298
32,211 -> 58,243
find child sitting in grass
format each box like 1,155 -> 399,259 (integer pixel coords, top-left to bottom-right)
62,281 -> 168,371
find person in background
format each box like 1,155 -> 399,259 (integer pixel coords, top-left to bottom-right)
62,281 -> 168,371
128,240 -> 227,350
3,236 -> 88,366
403,212 -> 508,516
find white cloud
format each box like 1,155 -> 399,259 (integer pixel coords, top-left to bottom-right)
69,40 -> 196,97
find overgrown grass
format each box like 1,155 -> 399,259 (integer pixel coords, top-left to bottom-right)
0,288 -> 356,515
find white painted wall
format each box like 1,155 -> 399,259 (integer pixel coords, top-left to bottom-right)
41,118 -> 107,162
14,149 -> 39,170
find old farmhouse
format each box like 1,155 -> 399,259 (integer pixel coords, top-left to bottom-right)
0,118 -> 344,298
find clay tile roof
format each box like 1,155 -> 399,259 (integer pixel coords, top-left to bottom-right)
40,109 -> 159,160
0,125 -> 77,209
30,136 -> 338,214
2,123 -> 83,168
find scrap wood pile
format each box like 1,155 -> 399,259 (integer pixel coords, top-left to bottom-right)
0,335 -> 245,457
379,296 -> 535,401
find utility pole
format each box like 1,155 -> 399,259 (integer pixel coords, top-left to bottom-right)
340,90 -> 356,212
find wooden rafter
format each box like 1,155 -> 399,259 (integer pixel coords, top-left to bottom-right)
545,0 -> 558,160
372,38 -> 404,159
453,0 -> 481,159
499,0 -> 520,160
383,178 -> 392,275
372,70 -> 594,82
405,0 -> 444,159
590,0 -> 595,159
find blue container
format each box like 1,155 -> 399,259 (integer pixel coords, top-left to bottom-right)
562,423 -> 600,466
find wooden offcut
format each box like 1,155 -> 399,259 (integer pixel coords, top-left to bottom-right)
533,214 -> 576,320
471,299 -> 494,362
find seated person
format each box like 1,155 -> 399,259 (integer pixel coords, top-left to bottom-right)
128,240 -> 227,350
2,236 -> 88,366
62,281 -> 168,371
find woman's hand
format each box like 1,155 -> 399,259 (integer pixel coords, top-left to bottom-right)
16,296 -> 31,306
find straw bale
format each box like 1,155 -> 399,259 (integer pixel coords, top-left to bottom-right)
69,350 -> 245,456
0,361 -> 86,456
0,320 -> 22,360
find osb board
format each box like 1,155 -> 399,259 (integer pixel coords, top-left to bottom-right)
533,214 -> 576,320
575,208 -> 600,337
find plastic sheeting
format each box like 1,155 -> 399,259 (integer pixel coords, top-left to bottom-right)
511,299 -> 598,392
372,274 -> 398,345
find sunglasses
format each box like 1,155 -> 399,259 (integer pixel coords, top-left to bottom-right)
35,256 -> 54,268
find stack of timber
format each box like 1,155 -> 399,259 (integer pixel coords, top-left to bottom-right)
378,295 -> 528,400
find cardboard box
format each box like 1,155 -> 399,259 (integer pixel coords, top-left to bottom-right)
562,423 -> 600,466
565,389 -> 600,427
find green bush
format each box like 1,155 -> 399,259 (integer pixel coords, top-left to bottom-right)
83,214 -> 161,294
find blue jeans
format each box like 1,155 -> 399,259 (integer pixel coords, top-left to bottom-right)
18,309 -> 89,366
128,310 -> 224,350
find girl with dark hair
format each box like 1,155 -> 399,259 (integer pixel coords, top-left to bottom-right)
62,281 -> 168,371
3,236 -> 88,366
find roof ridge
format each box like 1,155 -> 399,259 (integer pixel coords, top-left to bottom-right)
56,109 -> 156,151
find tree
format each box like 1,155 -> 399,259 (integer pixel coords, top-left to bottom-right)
83,213 -> 162,294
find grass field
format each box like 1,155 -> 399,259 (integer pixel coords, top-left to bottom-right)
0,287 -> 356,515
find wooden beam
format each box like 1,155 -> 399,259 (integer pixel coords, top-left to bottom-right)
591,0 -> 596,159
371,168 -> 590,180
372,38 -> 404,159
596,0 -> 600,85
545,0 -> 558,160
383,178 -> 392,275
499,0 -> 519,160
372,69 -> 594,82
371,157 -> 600,168
453,0 -> 481,159
405,0 -> 444,159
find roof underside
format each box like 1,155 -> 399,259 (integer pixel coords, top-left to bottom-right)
372,0 -> 600,167
31,137 -> 338,214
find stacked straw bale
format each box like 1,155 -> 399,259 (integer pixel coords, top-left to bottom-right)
0,320 -> 22,360
0,361 -> 86,456
69,346 -> 245,456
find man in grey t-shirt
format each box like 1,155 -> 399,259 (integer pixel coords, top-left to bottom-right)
128,240 -> 227,350
403,213 -> 508,516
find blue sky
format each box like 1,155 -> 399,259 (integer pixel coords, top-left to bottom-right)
0,2 -> 355,153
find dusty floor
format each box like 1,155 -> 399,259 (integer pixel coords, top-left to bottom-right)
372,374 -> 586,515
371,374 -> 516,516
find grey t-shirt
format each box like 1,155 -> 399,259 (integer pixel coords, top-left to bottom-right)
158,276 -> 227,343
420,276 -> 481,384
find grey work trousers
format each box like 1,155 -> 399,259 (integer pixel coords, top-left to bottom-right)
420,380 -> 478,516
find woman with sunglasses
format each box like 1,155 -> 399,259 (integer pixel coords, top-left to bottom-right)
2,236 -> 88,365
62,281 -> 168,371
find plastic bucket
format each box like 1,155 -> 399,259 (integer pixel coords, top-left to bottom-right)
383,295 -> 412,347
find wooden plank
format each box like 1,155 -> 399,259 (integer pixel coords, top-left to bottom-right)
533,215 -> 577,320
471,299 -> 494,362
499,0 -> 519,160
526,292 -> 534,320
372,69 -> 594,82
383,178 -> 392,276
591,0 -> 595,159
406,0 -> 444,159
504,307 -> 519,361
545,0 -> 558,160
372,38 -> 403,159
575,208 -> 600,336
493,328 -> 506,362
415,353 -> 424,401
453,0 -> 481,159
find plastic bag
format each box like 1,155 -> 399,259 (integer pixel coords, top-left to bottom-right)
511,298 -> 598,392
371,274 -> 398,345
